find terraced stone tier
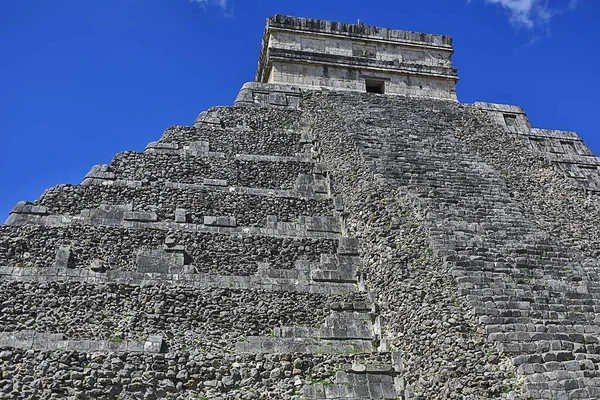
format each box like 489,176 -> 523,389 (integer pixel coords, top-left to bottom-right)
0,225 -> 337,274
36,184 -> 334,226
0,348 -> 393,400
0,331 -> 166,354
0,268 -> 359,296
109,152 -> 314,189
202,105 -> 302,134
238,310 -> 377,356
300,365 -> 398,400
0,281 -> 367,353
159,124 -> 308,157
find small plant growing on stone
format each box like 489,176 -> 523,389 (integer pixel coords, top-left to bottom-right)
15,262 -> 38,268
109,330 -> 124,343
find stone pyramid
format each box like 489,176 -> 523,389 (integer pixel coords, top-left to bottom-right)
2,14 -> 600,400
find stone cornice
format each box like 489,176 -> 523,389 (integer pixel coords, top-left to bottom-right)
266,14 -> 454,49
265,47 -> 459,82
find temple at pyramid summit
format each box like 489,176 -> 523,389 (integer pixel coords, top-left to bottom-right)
2,14 -> 600,399
253,15 -> 458,99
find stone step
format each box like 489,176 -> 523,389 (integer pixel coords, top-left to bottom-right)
275,311 -> 375,341
499,339 -> 600,357
35,184 -> 334,227
463,288 -> 600,303
490,332 -> 598,345
470,301 -> 600,314
0,331 -> 165,353
0,279 -> 354,353
96,151 -> 315,191
158,124 -> 307,158
6,204 -> 343,239
479,315 -> 600,327
0,224 -> 338,275
0,265 -> 358,295
235,337 -> 374,355
485,323 -> 600,335
517,359 -> 598,375
474,307 -> 597,324
523,369 -> 600,399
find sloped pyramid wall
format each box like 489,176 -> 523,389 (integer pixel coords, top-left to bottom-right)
2,82 -> 600,399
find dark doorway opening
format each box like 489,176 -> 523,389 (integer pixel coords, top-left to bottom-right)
365,79 -> 385,94
503,114 -> 517,127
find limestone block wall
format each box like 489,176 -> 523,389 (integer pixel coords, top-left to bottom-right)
304,90 -> 600,399
0,93 -> 405,399
267,61 -> 457,99
256,15 -> 459,100
35,185 -> 334,226
475,102 -> 600,191
3,75 -> 600,399
234,82 -> 302,109
268,31 -> 453,68
0,224 -> 337,274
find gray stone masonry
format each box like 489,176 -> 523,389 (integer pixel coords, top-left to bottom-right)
303,90 -> 600,399
256,15 -> 458,99
235,82 -> 302,109
0,331 -> 165,353
3,14 -> 600,400
474,102 -> 600,192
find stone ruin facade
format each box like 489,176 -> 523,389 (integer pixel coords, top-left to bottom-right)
2,14 -> 600,400
255,15 -> 458,99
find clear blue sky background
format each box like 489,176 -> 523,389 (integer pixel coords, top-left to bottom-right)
1,0 -> 598,220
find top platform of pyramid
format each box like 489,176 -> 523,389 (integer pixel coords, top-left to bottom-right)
255,15 -> 459,100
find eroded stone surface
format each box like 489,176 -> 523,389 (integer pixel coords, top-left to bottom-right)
2,15 -> 600,400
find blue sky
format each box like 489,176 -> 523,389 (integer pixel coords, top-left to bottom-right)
1,0 -> 598,220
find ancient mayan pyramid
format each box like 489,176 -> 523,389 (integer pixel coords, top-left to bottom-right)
2,14 -> 600,400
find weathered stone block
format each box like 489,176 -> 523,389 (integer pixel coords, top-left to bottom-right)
9,201 -> 48,216
185,141 -> 210,156
53,245 -> 72,269
305,216 -> 340,233
83,164 -> 115,182
203,178 -> 228,187
234,82 -> 301,109
81,203 -> 132,221
193,110 -> 222,127
174,208 -> 188,223
136,248 -> 185,273
144,141 -> 179,154
204,215 -> 236,227
338,238 -> 360,255
123,211 -> 158,222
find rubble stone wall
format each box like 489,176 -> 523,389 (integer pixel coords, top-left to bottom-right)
2,82 -> 600,400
